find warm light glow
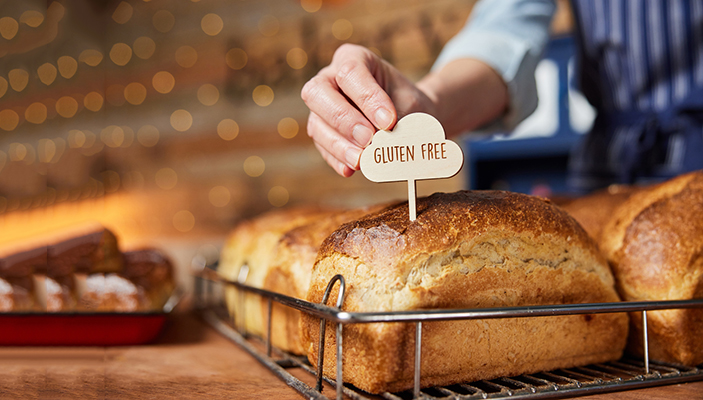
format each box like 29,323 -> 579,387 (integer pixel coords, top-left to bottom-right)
38,139 -> 56,163
120,126 -> 135,148
84,91 -> 104,112
217,119 -> 239,140
56,96 -> 78,118
155,167 -> 178,189
68,129 -> 86,148
82,130 -> 97,148
57,56 -> 78,79
103,170 -> 121,193
172,210 -> 195,233
243,156 -> 265,177
112,2 -> 133,24
79,49 -> 103,66
110,43 -> 132,66
201,13 -> 223,36
25,102 -> 47,124
208,186 -> 231,207
300,0 -> 322,13
197,84 -> 219,106
170,109 -> 192,131
36,63 -> 56,86
101,125 -> 125,147
286,48 -> 308,69
8,69 -> 29,92
268,186 -> 289,207
153,10 -> 175,33
51,138 -> 66,163
0,77 -> 7,98
258,15 -> 279,37
277,117 -> 299,139
332,19 -> 353,40
175,45 -> 198,68
106,84 -> 126,106
225,48 -> 247,70
252,85 -> 274,106
133,36 -> 156,59
20,10 -> 45,27
0,110 -> 19,131
124,82 -> 147,105
152,71 -> 175,93
0,17 -> 18,40
9,143 -> 27,162
137,125 -> 160,147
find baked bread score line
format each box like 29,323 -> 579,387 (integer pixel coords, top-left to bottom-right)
301,190 -> 629,394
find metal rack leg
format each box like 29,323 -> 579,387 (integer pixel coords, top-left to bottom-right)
267,298 -> 273,357
643,310 -> 649,374
414,321 -> 422,399
315,275 -> 346,398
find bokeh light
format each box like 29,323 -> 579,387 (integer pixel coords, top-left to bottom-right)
152,71 -> 175,93
170,109 -> 192,131
37,139 -> 56,163
201,13 -> 223,36
8,69 -> 29,91
25,102 -> 47,124
172,210 -> 195,233
79,49 -> 103,66
103,170 -> 121,193
56,96 -> 78,118
9,143 -> 27,162
120,126 -> 135,148
197,84 -> 219,106
37,63 -> 57,85
57,56 -> 78,79
277,117 -> 299,139
124,82 -> 147,105
68,129 -> 86,148
225,48 -> 247,70
286,48 -> 308,69
175,45 -> 198,68
332,19 -> 353,40
137,125 -> 160,147
153,10 -> 175,33
84,91 -> 104,111
0,110 -> 19,131
133,36 -> 156,59
208,186 -> 231,207
252,85 -> 274,106
101,125 -> 125,147
112,2 -> 133,24
110,43 -> 132,66
0,17 -> 18,40
0,77 -> 7,98
155,167 -> 178,189
243,156 -> 265,177
301,0 -> 322,12
258,15 -> 279,37
268,186 -> 289,207
217,119 -> 239,140
20,10 -> 45,27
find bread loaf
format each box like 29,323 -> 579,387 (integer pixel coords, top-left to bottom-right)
218,207 -> 337,337
301,190 -> 628,394
599,171 -> 703,365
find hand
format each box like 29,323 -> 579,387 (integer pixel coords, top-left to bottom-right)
301,44 -> 436,177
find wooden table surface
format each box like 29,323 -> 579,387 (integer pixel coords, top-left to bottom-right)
1,308 -> 701,399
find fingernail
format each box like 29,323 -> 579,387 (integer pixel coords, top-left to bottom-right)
375,108 -> 393,130
345,147 -> 362,169
352,125 -> 374,146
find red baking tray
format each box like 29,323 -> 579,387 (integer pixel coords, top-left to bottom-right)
0,290 -> 183,346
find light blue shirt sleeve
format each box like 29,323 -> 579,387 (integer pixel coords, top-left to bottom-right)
433,0 -> 556,132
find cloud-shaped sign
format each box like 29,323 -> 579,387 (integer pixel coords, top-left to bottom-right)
360,112 -> 464,183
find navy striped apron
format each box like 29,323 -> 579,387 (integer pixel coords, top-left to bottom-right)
569,0 -> 703,193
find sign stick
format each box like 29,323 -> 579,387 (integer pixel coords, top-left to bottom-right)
408,179 -> 417,221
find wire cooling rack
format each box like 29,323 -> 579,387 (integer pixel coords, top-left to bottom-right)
194,264 -> 703,400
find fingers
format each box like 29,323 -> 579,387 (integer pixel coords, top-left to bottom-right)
307,112 -> 360,177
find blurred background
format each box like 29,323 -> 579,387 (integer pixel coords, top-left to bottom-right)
0,0 -> 585,270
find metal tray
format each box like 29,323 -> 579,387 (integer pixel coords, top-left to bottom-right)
195,265 -> 703,400
0,288 -> 182,346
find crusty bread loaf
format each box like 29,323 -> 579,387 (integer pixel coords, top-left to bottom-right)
121,249 -> 175,310
599,171 -> 703,365
558,184 -> 638,243
218,206 -> 338,337
301,190 -> 628,394
262,204 -> 387,354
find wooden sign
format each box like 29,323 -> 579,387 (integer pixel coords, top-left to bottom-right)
360,112 -> 464,221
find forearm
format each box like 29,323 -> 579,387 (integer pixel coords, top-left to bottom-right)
417,58 -> 509,138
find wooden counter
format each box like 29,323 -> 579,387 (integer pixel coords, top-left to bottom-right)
1,310 -> 701,399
